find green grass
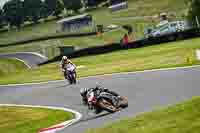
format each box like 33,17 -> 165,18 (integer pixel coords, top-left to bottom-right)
0,29 -> 125,59
86,96 -> 200,133
0,58 -> 27,76
0,38 -> 200,85
0,106 -> 74,133
0,20 -> 58,45
0,17 -> 94,45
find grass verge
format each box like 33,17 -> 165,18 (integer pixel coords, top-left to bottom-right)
0,58 -> 27,77
86,96 -> 200,133
0,106 -> 74,133
0,38 -> 200,85
0,29 -> 125,59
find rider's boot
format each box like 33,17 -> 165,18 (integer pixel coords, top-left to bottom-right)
95,108 -> 102,114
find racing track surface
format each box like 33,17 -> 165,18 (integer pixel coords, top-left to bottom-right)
0,66 -> 200,133
0,52 -> 48,68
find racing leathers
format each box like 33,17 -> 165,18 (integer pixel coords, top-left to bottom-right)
60,59 -> 76,79
81,86 -> 120,110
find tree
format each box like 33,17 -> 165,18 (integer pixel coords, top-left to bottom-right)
63,0 -> 83,13
0,8 -> 4,28
45,0 -> 56,16
84,0 -> 109,7
54,0 -> 64,18
187,0 -> 200,27
3,0 -> 24,30
85,0 -> 97,7
45,0 -> 64,18
96,0 -> 107,5
40,1 -> 49,19
24,0 -> 42,24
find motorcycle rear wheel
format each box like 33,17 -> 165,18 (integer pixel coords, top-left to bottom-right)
119,96 -> 128,108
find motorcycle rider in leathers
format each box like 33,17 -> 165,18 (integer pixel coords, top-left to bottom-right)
60,56 -> 76,81
80,86 -> 121,114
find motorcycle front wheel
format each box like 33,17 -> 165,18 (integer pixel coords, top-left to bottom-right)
67,71 -> 76,84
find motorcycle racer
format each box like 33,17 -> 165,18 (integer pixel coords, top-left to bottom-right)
60,56 -> 77,83
80,86 -> 121,113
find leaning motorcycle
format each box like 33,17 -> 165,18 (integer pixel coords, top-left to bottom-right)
87,90 -> 128,113
64,64 -> 77,84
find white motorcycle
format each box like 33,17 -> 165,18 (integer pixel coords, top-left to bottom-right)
64,63 -> 77,84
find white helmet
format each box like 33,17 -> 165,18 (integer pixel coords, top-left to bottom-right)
62,56 -> 68,61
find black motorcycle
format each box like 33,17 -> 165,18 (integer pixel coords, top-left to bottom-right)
86,89 -> 128,113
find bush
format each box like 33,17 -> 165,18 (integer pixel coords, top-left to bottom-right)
187,0 -> 200,27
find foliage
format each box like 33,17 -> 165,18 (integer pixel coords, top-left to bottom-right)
0,8 -> 4,28
85,0 -> 97,7
3,0 -> 24,30
40,1 -> 49,20
54,0 -> 64,18
187,0 -> 200,27
62,0 -> 83,13
84,0 -> 108,7
23,0 -> 42,24
44,0 -> 56,16
44,0 -> 63,18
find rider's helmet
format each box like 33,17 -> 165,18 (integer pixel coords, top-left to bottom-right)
62,56 -> 68,61
80,88 -> 88,97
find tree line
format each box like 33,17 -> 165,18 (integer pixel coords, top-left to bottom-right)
0,0 -> 109,30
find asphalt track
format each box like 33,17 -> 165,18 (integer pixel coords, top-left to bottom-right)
0,52 -> 48,68
0,66 -> 200,133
